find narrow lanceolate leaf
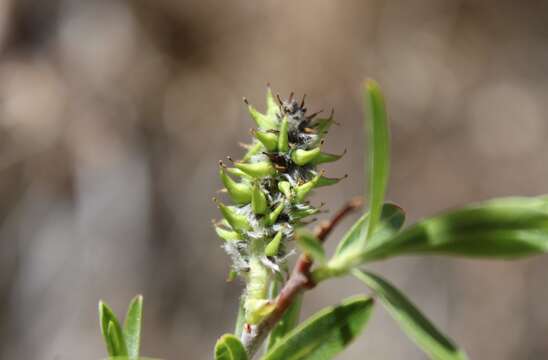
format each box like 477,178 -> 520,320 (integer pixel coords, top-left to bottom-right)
262,296 -> 374,360
123,295 -> 143,359
99,301 -> 128,357
107,321 -> 127,357
234,299 -> 246,338
330,203 -> 405,271
360,196 -> 548,262
215,334 -> 248,360
353,270 -> 468,360
295,229 -> 325,263
333,211 -> 369,257
364,80 -> 390,240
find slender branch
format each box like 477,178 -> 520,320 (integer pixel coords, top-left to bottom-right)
241,197 -> 363,357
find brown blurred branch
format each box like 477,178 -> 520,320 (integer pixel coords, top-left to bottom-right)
241,197 -> 363,358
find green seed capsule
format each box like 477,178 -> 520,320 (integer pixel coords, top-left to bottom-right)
246,101 -> 277,130
267,201 -> 285,225
291,147 -> 321,166
252,182 -> 268,215
265,231 -> 283,256
253,129 -> 278,152
226,167 -> 253,180
215,225 -> 240,241
295,172 -> 323,202
242,142 -> 263,162
235,161 -> 275,178
278,116 -> 289,152
278,181 -> 292,198
266,86 -> 279,117
291,206 -> 320,220
217,202 -> 252,231
310,150 -> 346,165
219,167 -> 252,204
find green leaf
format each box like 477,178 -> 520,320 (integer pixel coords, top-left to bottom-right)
364,80 -> 390,241
353,270 -> 468,360
360,196 -> 548,262
215,334 -> 248,360
365,203 -> 406,249
262,295 -> 374,360
107,321 -> 128,357
99,301 -> 128,357
296,229 -> 326,263
123,295 -> 143,359
333,211 -> 369,257
234,298 -> 246,338
325,203 -> 405,278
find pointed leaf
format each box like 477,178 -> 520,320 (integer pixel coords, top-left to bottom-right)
99,301 -> 128,357
262,295 -> 374,360
215,334 -> 248,360
107,321 -> 128,357
295,229 -> 325,263
123,295 -> 143,359
234,298 -> 246,338
326,203 -> 405,277
361,196 -> 548,262
354,270 -> 468,360
364,80 -> 390,240
333,212 -> 369,257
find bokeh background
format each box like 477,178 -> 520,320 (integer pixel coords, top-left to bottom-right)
1,1 -> 548,359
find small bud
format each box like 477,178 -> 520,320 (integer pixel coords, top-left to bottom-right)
277,181 -> 292,198
267,201 -> 285,225
235,161 -> 276,178
291,147 -> 321,166
252,182 -> 268,215
278,116 -> 289,152
295,171 -> 324,202
219,165 -> 252,204
216,201 -> 252,231
252,129 -> 278,152
245,100 -> 277,130
265,231 -> 283,256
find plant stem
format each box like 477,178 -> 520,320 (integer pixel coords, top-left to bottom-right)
240,197 -> 363,358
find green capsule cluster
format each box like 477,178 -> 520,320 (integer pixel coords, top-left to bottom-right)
214,87 -> 345,324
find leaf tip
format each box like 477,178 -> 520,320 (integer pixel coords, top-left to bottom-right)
364,78 -> 380,92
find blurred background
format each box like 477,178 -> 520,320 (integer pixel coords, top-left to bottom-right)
1,1 -> 547,359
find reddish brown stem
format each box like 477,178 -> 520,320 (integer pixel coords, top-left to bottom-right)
241,197 -> 363,357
